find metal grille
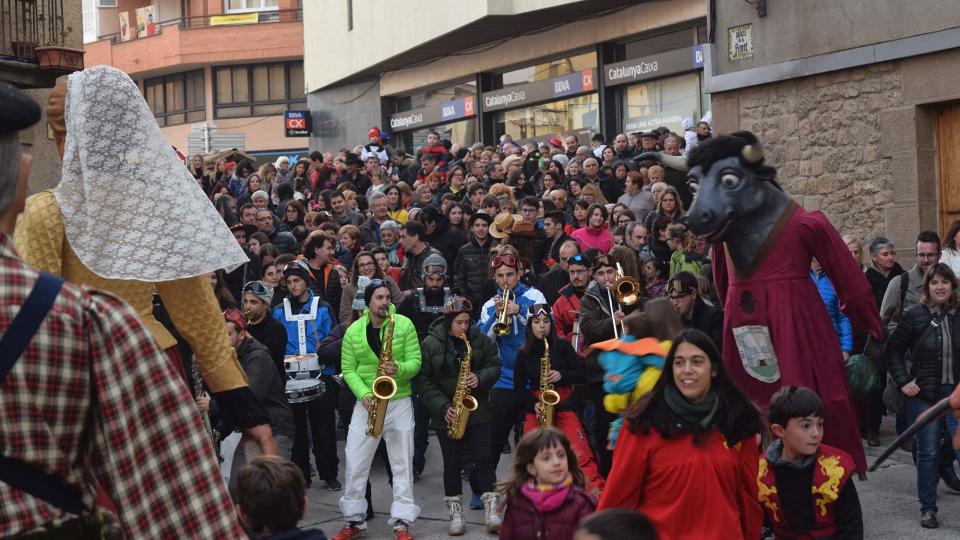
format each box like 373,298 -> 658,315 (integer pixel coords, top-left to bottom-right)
1,0 -> 66,61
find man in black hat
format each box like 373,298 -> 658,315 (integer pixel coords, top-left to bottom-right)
0,82 -> 248,537
337,152 -> 371,196
454,211 -> 494,318
668,271 -> 724,351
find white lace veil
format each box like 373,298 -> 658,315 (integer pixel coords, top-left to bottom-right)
54,66 -> 248,281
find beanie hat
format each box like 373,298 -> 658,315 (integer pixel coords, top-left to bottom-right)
251,189 -> 269,201
282,260 -> 310,283
242,280 -> 274,304
422,253 -> 447,276
363,279 -> 392,306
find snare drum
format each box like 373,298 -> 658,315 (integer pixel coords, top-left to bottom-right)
285,378 -> 325,404
284,353 -> 321,374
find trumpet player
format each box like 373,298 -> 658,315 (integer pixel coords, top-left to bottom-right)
514,304 -> 604,493
580,254 -> 644,475
415,297 -> 501,535
336,281 -> 422,540
478,245 -> 546,467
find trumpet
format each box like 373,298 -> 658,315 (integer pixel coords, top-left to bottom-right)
614,263 -> 641,306
537,338 -> 561,429
367,313 -> 398,438
607,286 -> 625,339
492,289 -> 515,337
447,333 -> 479,440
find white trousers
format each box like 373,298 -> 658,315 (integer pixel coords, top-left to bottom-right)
339,397 -> 420,527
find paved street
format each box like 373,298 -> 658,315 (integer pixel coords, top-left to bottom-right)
293,416 -> 960,539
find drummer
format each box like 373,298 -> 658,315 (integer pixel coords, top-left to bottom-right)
219,309 -> 295,496
272,260 -> 339,489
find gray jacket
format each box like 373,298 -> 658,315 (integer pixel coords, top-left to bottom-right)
880,265 -> 925,334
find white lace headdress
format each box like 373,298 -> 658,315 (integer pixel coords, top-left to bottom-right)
54,66 -> 248,281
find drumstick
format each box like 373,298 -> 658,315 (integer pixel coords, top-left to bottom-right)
870,397 -> 952,472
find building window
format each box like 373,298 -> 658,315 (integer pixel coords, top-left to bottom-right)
494,93 -> 599,143
225,0 -> 278,13
213,62 -> 306,119
619,72 -> 702,134
143,70 -> 205,127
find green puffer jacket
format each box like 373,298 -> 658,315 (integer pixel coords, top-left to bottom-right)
341,304 -> 421,400
415,318 -> 500,429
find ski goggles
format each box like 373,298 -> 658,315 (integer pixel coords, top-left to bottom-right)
528,303 -> 552,317
491,254 -> 518,269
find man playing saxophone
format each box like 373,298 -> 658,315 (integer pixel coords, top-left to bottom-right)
416,297 -> 501,536
335,280 -> 422,540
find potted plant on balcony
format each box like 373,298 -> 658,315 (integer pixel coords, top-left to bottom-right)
34,33 -> 85,73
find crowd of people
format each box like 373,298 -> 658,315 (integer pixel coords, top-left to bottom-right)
5,65 -> 960,540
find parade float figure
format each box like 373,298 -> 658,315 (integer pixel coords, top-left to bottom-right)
14,66 -> 274,447
649,131 -> 884,472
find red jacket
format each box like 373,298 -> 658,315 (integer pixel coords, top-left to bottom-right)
599,426 -> 761,540
500,486 -> 596,540
552,284 -> 584,351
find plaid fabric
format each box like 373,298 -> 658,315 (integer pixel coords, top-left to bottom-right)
0,234 -> 245,537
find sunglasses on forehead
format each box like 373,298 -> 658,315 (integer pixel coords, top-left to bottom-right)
491,254 -> 518,269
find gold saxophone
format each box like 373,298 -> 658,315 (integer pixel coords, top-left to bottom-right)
366,312 -> 398,438
447,332 -> 479,440
537,338 -> 561,429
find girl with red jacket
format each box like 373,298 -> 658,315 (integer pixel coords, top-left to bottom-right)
498,428 -> 596,540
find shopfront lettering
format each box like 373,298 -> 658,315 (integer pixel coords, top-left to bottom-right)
484,90 -> 527,108
554,79 -> 571,93
603,46 -> 702,87
390,112 -> 424,129
607,61 -> 659,82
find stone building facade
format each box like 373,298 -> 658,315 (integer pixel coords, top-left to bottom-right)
706,0 -> 960,262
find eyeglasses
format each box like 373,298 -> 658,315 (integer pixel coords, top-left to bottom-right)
669,291 -> 694,300
358,261 -> 376,269
917,252 -> 939,259
491,254 -> 518,269
243,281 -> 271,296
528,304 -> 552,317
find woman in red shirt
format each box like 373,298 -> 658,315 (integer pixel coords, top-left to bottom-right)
598,329 -> 764,540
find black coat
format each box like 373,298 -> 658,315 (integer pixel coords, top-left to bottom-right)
514,337 -> 585,413
425,218 -> 466,275
306,263 -> 342,324
865,263 -> 904,310
453,234 -> 494,316
246,316 -> 288,376
887,303 -> 960,404
684,297 -> 725,352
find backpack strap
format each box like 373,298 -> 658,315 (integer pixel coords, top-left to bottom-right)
0,272 -> 86,515
899,271 -> 910,311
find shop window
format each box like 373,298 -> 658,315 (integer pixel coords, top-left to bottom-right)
394,80 -> 476,114
497,51 -> 596,90
494,94 -> 599,142
398,119 -> 478,153
142,70 -> 205,127
620,72 -> 701,134
225,0 -> 278,13
213,62 -> 307,119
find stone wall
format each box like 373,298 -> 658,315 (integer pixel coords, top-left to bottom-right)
710,62 -> 903,248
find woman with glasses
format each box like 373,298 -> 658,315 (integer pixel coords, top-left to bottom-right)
339,251 -> 402,325
514,303 -> 604,493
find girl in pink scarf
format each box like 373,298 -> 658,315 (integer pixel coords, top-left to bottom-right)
498,428 -> 597,540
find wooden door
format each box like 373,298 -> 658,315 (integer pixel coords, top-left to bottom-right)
937,106 -> 960,236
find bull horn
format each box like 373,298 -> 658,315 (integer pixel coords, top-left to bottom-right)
742,144 -> 764,163
658,152 -> 689,172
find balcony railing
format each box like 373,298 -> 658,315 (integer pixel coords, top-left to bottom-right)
97,8 -> 302,44
0,0 -> 66,62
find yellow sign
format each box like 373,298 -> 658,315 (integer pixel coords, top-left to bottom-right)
209,12 -> 260,26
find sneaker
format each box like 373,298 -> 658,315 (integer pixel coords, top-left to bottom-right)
469,492 -> 482,510
481,492 -> 501,534
332,522 -> 366,540
325,478 -> 343,491
394,522 -> 414,540
445,496 -> 465,536
921,510 -> 939,529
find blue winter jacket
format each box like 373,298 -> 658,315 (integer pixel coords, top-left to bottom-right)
272,290 -> 334,374
811,270 -> 853,353
478,282 -> 547,389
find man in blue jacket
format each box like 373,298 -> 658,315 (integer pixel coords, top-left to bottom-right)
272,260 -> 336,489
477,245 -> 546,469
811,257 -> 853,358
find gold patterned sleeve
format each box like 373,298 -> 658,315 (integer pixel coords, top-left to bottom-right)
13,190 -> 64,275
156,275 -> 249,393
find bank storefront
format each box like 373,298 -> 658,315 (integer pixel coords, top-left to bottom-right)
380,25 -> 709,148
387,80 -> 478,152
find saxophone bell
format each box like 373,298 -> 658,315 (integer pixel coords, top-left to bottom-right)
371,375 -> 397,401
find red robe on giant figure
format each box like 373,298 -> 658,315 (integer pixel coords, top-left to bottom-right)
713,201 -> 883,473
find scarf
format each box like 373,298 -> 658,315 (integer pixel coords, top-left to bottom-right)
382,239 -> 401,265
520,473 -> 572,513
663,385 -> 719,429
